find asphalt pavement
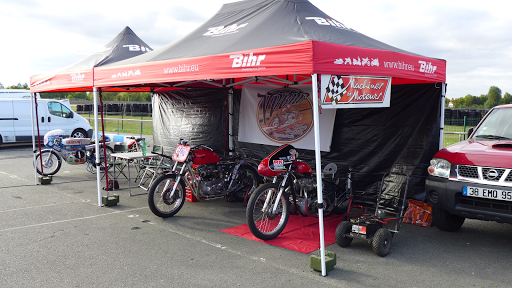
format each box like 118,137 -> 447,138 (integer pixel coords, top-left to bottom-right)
1,141 -> 511,288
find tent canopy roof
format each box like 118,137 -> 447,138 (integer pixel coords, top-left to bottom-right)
30,26 -> 153,93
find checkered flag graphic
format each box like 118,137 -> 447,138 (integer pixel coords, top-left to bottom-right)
324,75 -> 346,106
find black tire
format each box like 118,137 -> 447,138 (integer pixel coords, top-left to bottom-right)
372,228 -> 392,257
246,182 -> 290,240
231,166 -> 261,204
432,206 -> 465,232
148,174 -> 186,218
35,150 -> 62,176
72,128 -> 88,138
335,221 -> 353,247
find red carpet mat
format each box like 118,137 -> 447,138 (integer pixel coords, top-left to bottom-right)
221,214 -> 345,254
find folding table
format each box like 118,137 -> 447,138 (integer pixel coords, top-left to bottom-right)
110,151 -> 159,196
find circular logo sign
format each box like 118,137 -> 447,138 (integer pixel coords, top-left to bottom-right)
256,87 -> 313,143
486,169 -> 499,180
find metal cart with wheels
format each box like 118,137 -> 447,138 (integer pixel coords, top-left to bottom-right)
335,172 -> 409,257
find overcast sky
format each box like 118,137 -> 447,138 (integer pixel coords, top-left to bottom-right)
0,0 -> 510,99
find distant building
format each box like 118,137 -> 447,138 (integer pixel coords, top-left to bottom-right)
448,102 -> 454,108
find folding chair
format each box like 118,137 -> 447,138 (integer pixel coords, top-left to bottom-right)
138,145 -> 171,190
110,143 -> 129,180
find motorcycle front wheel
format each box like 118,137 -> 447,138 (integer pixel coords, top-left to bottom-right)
34,150 -> 61,176
246,182 -> 290,240
148,174 -> 186,218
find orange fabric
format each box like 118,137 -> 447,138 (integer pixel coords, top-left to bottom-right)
404,199 -> 432,227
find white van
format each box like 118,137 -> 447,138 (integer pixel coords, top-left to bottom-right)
0,89 -> 34,99
0,92 -> 93,146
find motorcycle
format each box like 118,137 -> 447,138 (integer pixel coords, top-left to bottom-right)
246,144 -> 349,240
148,139 -> 262,218
34,129 -> 113,176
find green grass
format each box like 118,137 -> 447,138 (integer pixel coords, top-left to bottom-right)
443,124 -> 470,147
76,111 -> 153,135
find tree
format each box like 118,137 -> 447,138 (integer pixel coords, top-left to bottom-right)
502,92 -> 512,105
67,92 -> 88,100
484,86 -> 502,108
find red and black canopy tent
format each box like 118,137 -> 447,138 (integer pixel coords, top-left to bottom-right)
29,26 -> 153,202
31,0 -> 446,275
88,0 -> 446,275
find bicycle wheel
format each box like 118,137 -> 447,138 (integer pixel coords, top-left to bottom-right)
148,174 -> 186,218
246,182 -> 290,240
34,150 -> 61,176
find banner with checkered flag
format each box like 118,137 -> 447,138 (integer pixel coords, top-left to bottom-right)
323,75 -> 348,107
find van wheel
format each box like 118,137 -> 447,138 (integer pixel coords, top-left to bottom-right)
432,206 -> 465,232
72,129 -> 87,138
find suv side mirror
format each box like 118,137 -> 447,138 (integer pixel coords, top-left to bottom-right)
467,127 -> 474,138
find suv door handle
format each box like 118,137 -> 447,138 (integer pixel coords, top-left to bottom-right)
41,117 -> 44,123
48,117 -> 51,123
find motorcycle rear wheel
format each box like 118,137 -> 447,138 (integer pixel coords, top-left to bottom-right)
148,174 -> 186,218
231,166 -> 261,204
34,150 -> 61,176
246,183 -> 290,240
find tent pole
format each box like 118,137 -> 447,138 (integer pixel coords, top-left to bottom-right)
93,87 -> 102,206
228,88 -> 234,155
311,73 -> 326,276
31,93 -> 38,185
439,83 -> 446,149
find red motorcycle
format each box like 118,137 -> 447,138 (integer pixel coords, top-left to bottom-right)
148,140 -> 262,218
246,144 -> 349,240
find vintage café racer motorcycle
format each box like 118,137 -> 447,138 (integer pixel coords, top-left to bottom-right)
148,140 -> 262,218
34,129 -> 113,176
246,144 -> 349,240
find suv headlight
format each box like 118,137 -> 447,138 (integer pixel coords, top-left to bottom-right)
428,158 -> 451,178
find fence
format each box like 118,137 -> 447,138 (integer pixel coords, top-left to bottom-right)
79,111 -> 153,136
443,117 -> 482,147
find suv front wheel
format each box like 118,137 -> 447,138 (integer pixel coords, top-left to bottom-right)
432,206 -> 465,232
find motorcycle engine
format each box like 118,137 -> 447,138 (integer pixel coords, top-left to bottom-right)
199,178 -> 225,196
294,178 -> 334,216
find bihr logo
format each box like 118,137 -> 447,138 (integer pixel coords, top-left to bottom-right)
305,17 -> 352,30
230,53 -> 266,68
418,60 -> 437,74
204,23 -> 248,37
122,45 -> 152,53
256,88 -> 313,143
70,73 -> 85,82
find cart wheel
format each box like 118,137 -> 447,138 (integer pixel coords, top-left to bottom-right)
335,221 -> 353,247
372,228 -> 392,257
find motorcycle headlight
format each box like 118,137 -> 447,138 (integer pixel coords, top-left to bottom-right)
428,158 -> 451,178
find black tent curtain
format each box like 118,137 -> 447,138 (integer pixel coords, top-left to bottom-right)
152,83 -> 442,204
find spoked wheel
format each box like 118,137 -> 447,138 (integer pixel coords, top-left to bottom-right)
372,228 -> 393,257
335,221 -> 353,247
148,174 -> 186,218
246,183 -> 290,240
231,166 -> 261,204
34,150 -> 62,176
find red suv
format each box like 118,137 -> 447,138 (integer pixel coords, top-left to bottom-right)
426,104 -> 512,231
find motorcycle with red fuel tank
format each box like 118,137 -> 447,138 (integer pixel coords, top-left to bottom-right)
148,139 -> 262,218
246,144 -> 349,240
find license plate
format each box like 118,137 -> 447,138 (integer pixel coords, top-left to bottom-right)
463,186 -> 512,201
351,225 -> 366,234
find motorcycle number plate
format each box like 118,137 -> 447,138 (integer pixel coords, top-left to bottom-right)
172,144 -> 191,162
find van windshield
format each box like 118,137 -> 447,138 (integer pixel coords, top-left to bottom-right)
473,107 -> 512,140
